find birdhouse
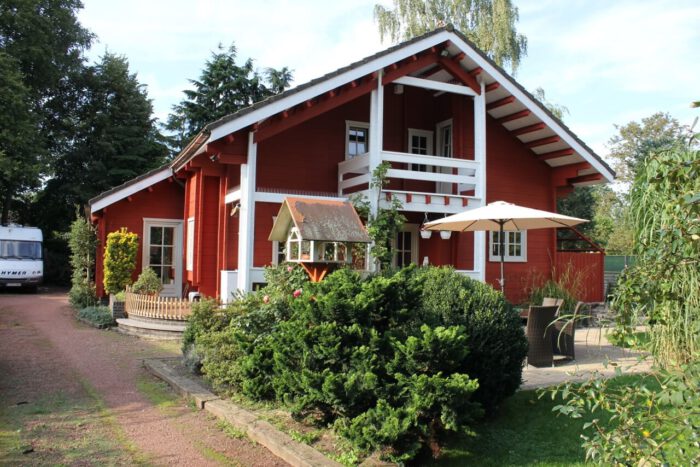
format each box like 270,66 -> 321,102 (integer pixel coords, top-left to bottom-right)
269,197 -> 371,281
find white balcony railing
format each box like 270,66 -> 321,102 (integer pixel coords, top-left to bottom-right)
338,151 -> 481,213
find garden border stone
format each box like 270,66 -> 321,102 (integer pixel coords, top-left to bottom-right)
143,357 -> 343,467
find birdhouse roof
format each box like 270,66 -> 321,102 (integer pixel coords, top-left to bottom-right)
268,197 -> 371,243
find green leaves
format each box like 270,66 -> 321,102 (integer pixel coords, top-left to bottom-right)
164,43 -> 293,155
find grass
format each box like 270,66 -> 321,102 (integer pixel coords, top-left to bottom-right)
0,383 -> 148,465
135,375 -> 179,411
420,374 -> 656,466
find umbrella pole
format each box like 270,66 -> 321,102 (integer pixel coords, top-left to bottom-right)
499,221 -> 505,290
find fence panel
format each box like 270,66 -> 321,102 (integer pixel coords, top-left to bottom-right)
124,287 -> 192,320
555,252 -> 605,302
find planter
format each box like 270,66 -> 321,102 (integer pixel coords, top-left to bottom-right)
110,294 -> 126,319
440,230 -> 452,240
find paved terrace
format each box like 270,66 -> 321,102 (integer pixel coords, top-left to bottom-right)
521,326 -> 652,390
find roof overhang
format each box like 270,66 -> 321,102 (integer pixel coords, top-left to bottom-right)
152,26 -> 614,191
90,166 -> 173,213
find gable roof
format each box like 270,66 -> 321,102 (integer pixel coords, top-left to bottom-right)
172,25 -> 614,183
89,165 -> 174,213
94,26 -> 614,214
269,197 -> 371,243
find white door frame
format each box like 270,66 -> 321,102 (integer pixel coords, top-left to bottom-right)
392,223 -> 419,267
142,218 -> 183,298
435,119 -> 453,194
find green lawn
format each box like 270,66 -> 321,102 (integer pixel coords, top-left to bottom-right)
420,374 -> 656,466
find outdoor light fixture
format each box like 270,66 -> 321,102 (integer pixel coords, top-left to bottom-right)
230,203 -> 241,217
420,212 -> 432,239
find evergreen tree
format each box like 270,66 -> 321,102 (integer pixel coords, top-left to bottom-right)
164,43 -> 293,155
374,0 -> 527,73
35,53 -> 167,233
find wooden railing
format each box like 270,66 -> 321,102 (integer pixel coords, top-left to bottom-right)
124,287 -> 192,320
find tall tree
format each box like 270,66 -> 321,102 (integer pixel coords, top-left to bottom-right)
608,112 -> 694,185
0,52 -> 38,223
34,53 -> 167,233
374,0 -> 527,72
164,43 -> 293,155
0,0 -> 93,222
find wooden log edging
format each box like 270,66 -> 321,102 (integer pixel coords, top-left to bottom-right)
124,286 -> 193,320
143,358 -> 343,467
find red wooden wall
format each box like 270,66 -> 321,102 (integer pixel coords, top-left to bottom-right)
94,179 -> 184,297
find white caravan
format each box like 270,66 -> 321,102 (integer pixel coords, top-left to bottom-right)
0,225 -> 43,292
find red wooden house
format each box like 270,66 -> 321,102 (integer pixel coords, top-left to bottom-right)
89,26 -> 613,304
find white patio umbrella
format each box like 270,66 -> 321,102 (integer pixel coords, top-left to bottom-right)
423,201 -> 587,289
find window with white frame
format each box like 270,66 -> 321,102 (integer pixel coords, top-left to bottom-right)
489,230 -> 527,262
408,128 -> 433,171
186,217 -> 194,271
345,121 -> 369,159
393,224 -> 419,267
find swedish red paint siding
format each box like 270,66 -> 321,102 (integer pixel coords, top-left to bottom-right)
485,115 -> 556,303
94,179 -> 184,297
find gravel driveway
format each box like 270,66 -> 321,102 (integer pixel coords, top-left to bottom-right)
0,290 -> 287,466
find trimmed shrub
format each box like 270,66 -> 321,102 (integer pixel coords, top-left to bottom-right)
132,268 -> 163,295
185,266 -> 525,461
67,215 -> 98,308
103,228 -> 138,295
414,267 -> 528,412
78,305 -> 114,327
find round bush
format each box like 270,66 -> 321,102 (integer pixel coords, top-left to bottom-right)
413,267 -> 528,412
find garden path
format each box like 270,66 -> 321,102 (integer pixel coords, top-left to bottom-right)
0,290 -> 287,466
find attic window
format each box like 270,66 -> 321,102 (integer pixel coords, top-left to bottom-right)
346,121 -> 369,159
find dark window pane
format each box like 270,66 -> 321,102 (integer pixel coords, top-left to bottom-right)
162,246 -> 173,266
149,246 -> 162,265
163,227 -> 174,246
151,227 -> 162,244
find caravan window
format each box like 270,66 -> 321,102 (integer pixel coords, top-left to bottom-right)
0,240 -> 42,260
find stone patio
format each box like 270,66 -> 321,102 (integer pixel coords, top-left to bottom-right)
521,326 -> 652,390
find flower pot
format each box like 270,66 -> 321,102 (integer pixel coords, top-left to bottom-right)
440,230 -> 452,240
420,230 -> 432,239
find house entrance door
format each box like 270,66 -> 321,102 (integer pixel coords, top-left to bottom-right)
436,120 -> 453,194
143,219 -> 183,297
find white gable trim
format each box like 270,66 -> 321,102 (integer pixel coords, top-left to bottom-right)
91,167 -> 173,212
208,31 -> 454,142
446,35 -> 614,183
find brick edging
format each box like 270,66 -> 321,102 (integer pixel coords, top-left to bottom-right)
143,358 -> 342,467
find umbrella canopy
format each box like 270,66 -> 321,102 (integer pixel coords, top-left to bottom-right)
423,201 -> 587,290
423,201 -> 588,232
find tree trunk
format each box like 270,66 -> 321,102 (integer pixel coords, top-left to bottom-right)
1,189 -> 11,224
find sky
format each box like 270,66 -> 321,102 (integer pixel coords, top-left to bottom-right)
77,0 -> 700,161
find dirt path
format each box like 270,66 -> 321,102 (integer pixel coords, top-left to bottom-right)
0,290 -> 287,466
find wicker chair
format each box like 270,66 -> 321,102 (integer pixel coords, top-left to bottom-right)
526,305 -> 559,367
552,301 -> 585,360
542,297 -> 564,316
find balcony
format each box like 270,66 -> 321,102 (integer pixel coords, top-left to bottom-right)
338,151 -> 482,213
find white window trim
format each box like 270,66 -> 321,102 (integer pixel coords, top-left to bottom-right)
141,218 -> 183,298
435,119 -> 453,158
392,223 -> 419,267
345,120 -> 370,160
186,217 -> 194,271
271,216 -> 285,265
489,230 -> 527,263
